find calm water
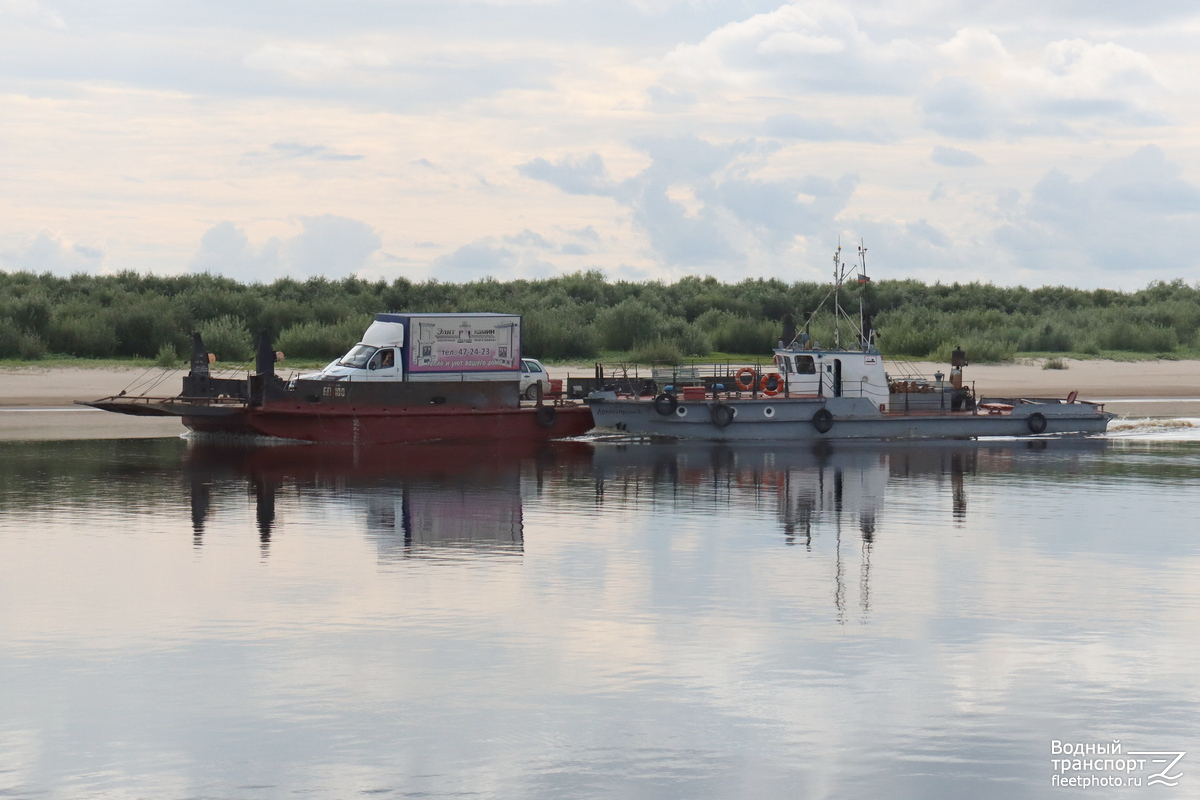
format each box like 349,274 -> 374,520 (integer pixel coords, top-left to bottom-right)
1,430 -> 1199,799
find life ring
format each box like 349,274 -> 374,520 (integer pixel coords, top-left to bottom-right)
536,406 -> 557,428
760,372 -> 782,396
812,407 -> 834,434
1026,412 -> 1047,434
734,367 -> 757,391
711,403 -> 735,428
653,393 -> 678,416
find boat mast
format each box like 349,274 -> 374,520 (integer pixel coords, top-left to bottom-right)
857,240 -> 867,351
833,241 -> 842,349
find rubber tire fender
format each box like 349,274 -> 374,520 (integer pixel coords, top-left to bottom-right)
1026,411 -> 1047,434
536,405 -> 558,428
653,393 -> 678,416
711,403 -> 735,428
812,407 -> 834,434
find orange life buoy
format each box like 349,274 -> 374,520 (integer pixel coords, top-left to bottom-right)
734,367 -> 757,391
760,372 -> 782,396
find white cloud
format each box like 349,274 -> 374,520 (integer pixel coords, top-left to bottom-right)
930,145 -> 985,167
0,0 -> 65,30
921,31 -> 1167,139
995,145 -> 1200,283
662,2 -> 927,95
429,237 -> 559,282
0,231 -> 104,275
189,215 -> 382,281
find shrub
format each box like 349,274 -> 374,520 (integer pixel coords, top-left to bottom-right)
275,316 -> 371,360
155,343 -> 182,367
630,337 -> 684,365
594,299 -> 665,350
0,319 -> 46,360
932,337 -> 1016,364
47,314 -> 120,357
1043,357 -> 1068,370
522,308 -> 601,360
197,315 -> 252,362
710,316 -> 777,354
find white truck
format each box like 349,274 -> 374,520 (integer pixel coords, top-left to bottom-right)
303,313 -> 524,383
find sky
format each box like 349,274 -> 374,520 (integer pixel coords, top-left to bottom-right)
1,0 -> 1199,289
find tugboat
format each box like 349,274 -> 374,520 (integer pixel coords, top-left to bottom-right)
81,313 -> 594,445
586,245 -> 1114,441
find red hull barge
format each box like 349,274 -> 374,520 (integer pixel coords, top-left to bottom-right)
226,402 -> 593,445
82,321 -> 596,445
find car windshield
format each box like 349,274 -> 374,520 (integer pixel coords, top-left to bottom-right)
338,344 -> 377,369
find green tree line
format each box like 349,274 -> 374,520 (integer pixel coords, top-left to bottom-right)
1,270 -> 1198,363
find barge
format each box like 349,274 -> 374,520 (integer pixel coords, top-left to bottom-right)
82,313 -> 594,445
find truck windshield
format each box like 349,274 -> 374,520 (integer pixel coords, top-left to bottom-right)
338,344 -> 377,369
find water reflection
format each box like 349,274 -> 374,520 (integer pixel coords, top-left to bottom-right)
2,436 -> 1198,800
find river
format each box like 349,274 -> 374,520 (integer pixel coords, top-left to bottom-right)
0,428 -> 1197,798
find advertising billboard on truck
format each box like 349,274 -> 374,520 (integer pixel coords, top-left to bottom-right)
404,314 -> 521,374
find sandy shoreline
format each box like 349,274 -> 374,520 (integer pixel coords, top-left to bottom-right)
0,358 -> 1197,441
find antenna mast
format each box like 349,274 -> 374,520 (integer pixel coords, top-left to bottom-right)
857,240 -> 868,350
833,241 -> 842,348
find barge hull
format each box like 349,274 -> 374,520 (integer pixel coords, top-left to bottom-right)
238,403 -> 595,445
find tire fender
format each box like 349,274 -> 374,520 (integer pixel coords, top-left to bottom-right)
711,403 -> 735,428
812,407 -> 834,434
653,393 -> 678,416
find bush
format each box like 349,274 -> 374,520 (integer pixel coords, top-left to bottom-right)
522,308 -> 601,360
932,338 -> 1016,363
198,315 -> 252,362
47,314 -> 120,357
0,319 -> 46,360
1042,358 -> 1068,370
110,296 -> 185,357
595,299 -> 666,350
275,316 -> 371,360
707,315 -> 777,354
155,343 -> 182,367
630,337 -> 683,365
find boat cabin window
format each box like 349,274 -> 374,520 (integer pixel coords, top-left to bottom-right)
795,355 -> 816,374
338,344 -> 377,369
774,354 -> 792,373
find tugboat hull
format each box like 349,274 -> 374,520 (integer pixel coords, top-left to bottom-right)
587,395 -> 1112,441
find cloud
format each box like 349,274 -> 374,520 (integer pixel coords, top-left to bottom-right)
662,2 -> 927,95
0,230 -> 104,275
269,141 -> 364,161
189,215 -> 381,281
429,237 -> 558,281
521,135 -> 858,269
995,145 -> 1200,281
763,113 -> 894,142
920,31 -> 1166,139
0,0 -> 65,30
931,145 -> 985,167
516,154 -> 612,195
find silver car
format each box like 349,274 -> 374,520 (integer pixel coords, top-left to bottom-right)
519,358 -> 551,399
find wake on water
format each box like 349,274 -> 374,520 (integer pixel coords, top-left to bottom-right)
1106,417 -> 1200,440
